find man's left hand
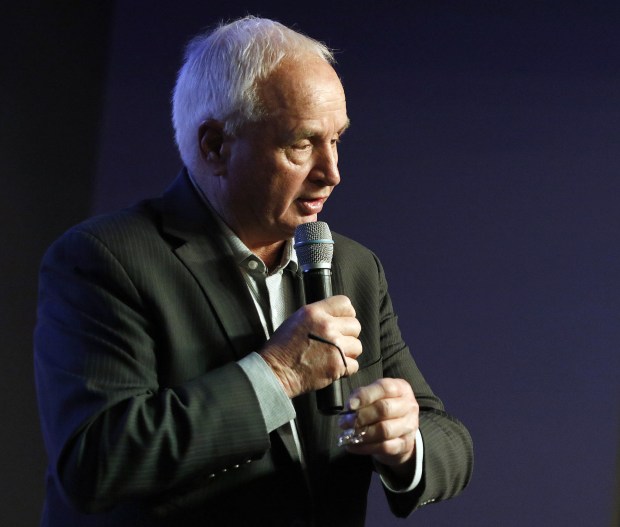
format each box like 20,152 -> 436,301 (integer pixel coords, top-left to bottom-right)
338,378 -> 419,469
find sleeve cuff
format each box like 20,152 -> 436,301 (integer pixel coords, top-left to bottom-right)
238,352 -> 296,433
378,428 -> 424,493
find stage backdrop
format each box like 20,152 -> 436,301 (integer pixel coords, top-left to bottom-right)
4,2 -> 619,526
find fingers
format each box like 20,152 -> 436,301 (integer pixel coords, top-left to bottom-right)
341,338 -> 361,375
300,296 -> 362,376
302,295 -> 361,341
321,294 -> 357,318
347,378 -> 410,411
338,378 -> 419,465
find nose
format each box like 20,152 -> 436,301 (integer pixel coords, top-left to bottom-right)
311,144 -> 340,187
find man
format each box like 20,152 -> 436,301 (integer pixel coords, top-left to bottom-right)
34,16 -> 473,526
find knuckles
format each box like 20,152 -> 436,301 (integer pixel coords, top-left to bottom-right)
376,398 -> 395,418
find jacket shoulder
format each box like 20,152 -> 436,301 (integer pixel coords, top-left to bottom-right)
332,231 -> 380,267
67,200 -> 158,240
49,199 -> 163,252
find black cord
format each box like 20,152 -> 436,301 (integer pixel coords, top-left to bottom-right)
307,333 -> 354,414
307,333 -> 348,373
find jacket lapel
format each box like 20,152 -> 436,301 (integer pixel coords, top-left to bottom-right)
155,171 -> 303,464
155,171 -> 267,360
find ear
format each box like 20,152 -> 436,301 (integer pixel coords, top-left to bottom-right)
198,119 -> 226,167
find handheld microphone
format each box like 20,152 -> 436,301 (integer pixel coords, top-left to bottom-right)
294,221 -> 343,415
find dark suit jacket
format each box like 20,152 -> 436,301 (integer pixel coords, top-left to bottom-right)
34,170 -> 473,526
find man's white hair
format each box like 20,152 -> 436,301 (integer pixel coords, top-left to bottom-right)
171,16 -> 335,177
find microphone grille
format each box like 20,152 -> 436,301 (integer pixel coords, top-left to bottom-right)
294,221 -> 334,270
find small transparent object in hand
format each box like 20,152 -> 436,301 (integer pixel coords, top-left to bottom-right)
337,427 -> 367,447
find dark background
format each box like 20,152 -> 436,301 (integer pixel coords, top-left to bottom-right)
2,1 -> 619,525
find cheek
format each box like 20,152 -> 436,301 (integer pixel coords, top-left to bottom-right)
271,163 -> 307,195
282,173 -> 310,205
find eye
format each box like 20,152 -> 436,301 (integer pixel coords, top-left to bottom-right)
331,131 -> 345,146
292,141 -> 312,151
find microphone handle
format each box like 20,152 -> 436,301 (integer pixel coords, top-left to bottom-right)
302,268 -> 344,415
302,268 -> 332,303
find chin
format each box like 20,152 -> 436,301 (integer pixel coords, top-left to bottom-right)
279,215 -> 317,239
298,215 -> 318,225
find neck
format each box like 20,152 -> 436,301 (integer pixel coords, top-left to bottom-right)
251,241 -> 286,272
189,176 -> 289,271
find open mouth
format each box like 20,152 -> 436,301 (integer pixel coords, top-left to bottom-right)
297,197 -> 327,215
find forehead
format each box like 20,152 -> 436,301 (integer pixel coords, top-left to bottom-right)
258,57 -> 347,126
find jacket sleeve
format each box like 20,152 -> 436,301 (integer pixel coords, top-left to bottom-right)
34,228 -> 271,513
370,250 -> 474,516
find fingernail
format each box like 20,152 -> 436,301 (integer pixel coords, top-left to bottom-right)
349,397 -> 360,410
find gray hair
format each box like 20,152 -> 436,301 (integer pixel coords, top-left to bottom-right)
172,16 -> 335,176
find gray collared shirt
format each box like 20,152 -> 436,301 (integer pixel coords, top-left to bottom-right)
215,218 -> 299,434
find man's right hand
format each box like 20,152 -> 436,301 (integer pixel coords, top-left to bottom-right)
260,295 -> 362,398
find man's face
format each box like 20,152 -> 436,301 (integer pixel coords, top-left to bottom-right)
215,57 -> 349,251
